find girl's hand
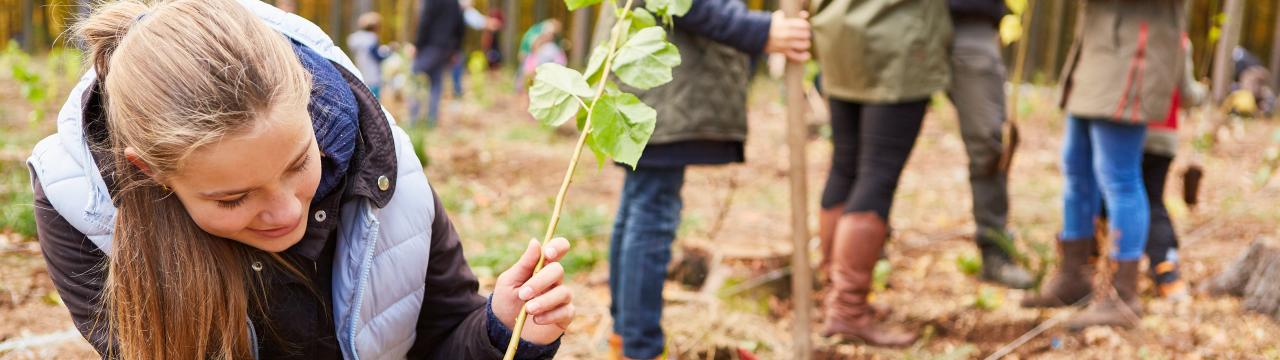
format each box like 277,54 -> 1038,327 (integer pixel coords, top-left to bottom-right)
491,238 -> 574,345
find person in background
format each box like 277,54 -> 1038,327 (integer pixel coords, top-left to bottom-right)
484,9 -> 505,70
1229,46 -> 1275,116
810,0 -> 950,347
1021,0 -> 1185,331
347,12 -> 391,97
516,19 -> 560,90
451,0 -> 500,97
1139,35 -> 1205,300
520,21 -> 566,86
940,0 -> 1034,289
275,0 -> 296,13
603,1 -> 810,358
411,0 -> 465,126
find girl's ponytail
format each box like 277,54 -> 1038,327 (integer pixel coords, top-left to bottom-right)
74,0 -> 153,79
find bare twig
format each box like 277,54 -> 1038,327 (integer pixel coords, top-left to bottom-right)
720,266 -> 792,298
983,297 -> 1090,360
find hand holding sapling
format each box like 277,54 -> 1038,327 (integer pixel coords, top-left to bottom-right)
504,0 -> 690,357
492,237 -> 575,345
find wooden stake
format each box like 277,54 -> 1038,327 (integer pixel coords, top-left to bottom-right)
998,0 -> 1036,174
779,0 -> 812,358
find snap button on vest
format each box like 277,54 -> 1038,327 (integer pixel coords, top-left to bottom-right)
377,175 -> 390,191
251,261 -> 264,272
315,210 -> 327,222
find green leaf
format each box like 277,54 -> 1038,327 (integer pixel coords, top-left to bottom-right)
584,45 -> 610,85
631,8 -> 657,30
527,63 -> 593,126
640,0 -> 678,25
586,90 -> 656,168
644,0 -> 670,15
667,0 -> 691,17
612,27 -> 681,90
565,0 -> 603,11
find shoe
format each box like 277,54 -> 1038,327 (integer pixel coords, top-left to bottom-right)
608,334 -> 623,360
821,212 -> 918,347
609,334 -> 674,360
1021,237 -> 1097,308
980,246 -> 1035,289
817,204 -> 844,286
1067,259 -> 1144,330
1151,261 -> 1188,300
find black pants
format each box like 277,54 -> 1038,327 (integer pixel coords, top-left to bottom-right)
1143,152 -> 1179,266
820,98 -> 928,219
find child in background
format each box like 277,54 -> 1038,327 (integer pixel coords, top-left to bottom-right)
1021,0 -> 1185,331
604,1 -> 810,357
520,21 -> 566,88
452,0 -> 499,97
1141,35 -> 1206,300
347,12 -> 391,97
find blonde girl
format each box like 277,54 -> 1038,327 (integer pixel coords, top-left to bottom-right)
28,0 -> 574,358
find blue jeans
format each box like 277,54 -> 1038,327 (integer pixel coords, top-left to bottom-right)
609,166 -> 685,359
1060,116 -> 1149,261
452,59 -> 465,96
408,64 -> 445,127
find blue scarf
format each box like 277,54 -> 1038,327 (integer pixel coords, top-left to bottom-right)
292,41 -> 358,200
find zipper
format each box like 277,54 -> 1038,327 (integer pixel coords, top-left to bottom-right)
1112,22 -> 1149,122
247,318 -> 259,360
346,207 -> 381,360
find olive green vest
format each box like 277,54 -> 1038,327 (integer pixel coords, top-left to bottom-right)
630,29 -> 752,145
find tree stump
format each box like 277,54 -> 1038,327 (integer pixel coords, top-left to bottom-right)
1203,237 -> 1280,321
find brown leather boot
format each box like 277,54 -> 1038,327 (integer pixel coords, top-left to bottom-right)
1021,237 -> 1097,308
1067,260 -> 1143,330
822,212 -> 918,347
817,204 -> 845,285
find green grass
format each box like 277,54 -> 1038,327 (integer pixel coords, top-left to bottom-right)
463,202 -> 612,278
0,164 -> 36,239
0,46 -> 84,241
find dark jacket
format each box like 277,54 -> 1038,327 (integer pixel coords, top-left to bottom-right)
618,0 -> 771,167
949,0 -> 1006,26
413,0 -> 466,72
31,61 -> 556,359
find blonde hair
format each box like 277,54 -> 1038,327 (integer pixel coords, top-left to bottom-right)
357,12 -> 382,32
74,0 -> 312,358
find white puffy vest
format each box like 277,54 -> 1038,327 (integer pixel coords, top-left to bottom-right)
26,1 -> 435,358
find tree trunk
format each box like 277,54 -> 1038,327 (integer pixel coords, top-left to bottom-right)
20,0 -> 33,52
1270,7 -> 1280,90
402,0 -> 419,46
568,8 -> 589,68
329,0 -> 344,45
503,0 -> 518,67
1212,0 -> 1245,103
1045,0 -> 1065,82
1203,237 -> 1280,322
